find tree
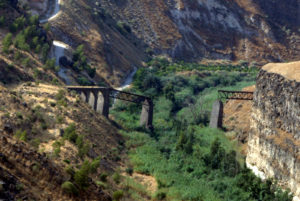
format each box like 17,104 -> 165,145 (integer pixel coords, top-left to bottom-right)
43,23 -> 50,32
43,58 -> 56,70
74,160 -> 91,189
14,33 -> 30,51
2,33 -> 12,53
41,43 -> 50,61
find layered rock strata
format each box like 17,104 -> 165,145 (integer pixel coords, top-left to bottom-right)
246,61 -> 300,198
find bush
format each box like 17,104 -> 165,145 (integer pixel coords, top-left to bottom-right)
78,143 -> 89,158
2,33 -> 12,53
99,173 -> 108,182
112,172 -> 121,184
65,165 -> 75,177
64,124 -> 78,143
125,167 -> 133,176
15,130 -> 27,141
112,190 -> 124,201
61,181 -> 78,195
56,89 -> 66,100
74,160 -> 91,189
41,43 -> 50,61
155,191 -> 166,200
14,50 -> 22,61
77,76 -> 93,86
90,156 -> 101,173
21,57 -> 30,67
14,33 -> 27,51
96,181 -> 107,189
43,23 -> 50,32
43,58 -> 56,71
116,21 -> 131,35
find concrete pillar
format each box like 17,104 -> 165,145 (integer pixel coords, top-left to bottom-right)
88,91 -> 96,110
209,100 -> 223,128
140,99 -> 153,129
96,89 -> 110,118
80,91 -> 88,103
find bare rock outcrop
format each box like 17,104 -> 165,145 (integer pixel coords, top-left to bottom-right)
246,61 -> 300,198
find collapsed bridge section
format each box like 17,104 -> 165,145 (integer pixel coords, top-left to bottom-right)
209,90 -> 254,128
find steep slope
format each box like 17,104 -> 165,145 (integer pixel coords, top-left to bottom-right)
19,0 -> 300,86
247,61 -> 300,199
0,83 -> 125,200
95,0 -> 300,63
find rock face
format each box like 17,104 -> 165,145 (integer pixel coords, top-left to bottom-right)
19,0 -> 48,16
246,61 -> 300,197
45,0 -> 300,86
97,0 -> 300,63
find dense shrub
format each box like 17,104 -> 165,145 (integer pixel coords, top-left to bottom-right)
61,181 -> 78,195
64,124 -> 78,143
74,160 -> 91,189
2,33 -> 12,53
112,190 -> 124,201
14,130 -> 27,141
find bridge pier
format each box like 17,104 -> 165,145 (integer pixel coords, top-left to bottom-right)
66,86 -> 153,129
209,100 -> 223,128
140,99 -> 153,129
88,91 -> 96,110
96,90 -> 109,118
80,91 -> 88,102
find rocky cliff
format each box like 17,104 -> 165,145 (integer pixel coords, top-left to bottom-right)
246,61 -> 300,198
20,0 -> 300,86
95,0 -> 300,62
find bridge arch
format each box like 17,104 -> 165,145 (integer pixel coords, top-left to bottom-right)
66,86 -> 153,129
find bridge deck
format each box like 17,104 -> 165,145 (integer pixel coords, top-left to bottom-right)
66,86 -> 151,104
218,90 -> 254,100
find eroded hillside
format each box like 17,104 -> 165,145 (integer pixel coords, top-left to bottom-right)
0,83 -> 126,200
18,0 -> 300,86
88,0 -> 300,63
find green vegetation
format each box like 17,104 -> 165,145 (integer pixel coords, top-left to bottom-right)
112,172 -> 121,184
72,45 -> 96,78
111,59 -> 292,201
61,181 -> 79,195
44,58 -> 59,71
112,190 -> 124,201
1,14 -> 52,71
63,123 -> 90,158
14,130 -> 27,141
116,21 -> 131,35
2,32 -> 12,53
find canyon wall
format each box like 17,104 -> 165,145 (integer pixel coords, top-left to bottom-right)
43,0 -> 300,86
246,61 -> 300,197
96,0 -> 300,63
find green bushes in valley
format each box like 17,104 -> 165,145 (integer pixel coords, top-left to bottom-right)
111,59 -> 292,201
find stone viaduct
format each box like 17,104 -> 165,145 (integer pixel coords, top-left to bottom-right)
66,86 -> 153,129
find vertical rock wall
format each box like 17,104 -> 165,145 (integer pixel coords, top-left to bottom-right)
246,61 -> 300,198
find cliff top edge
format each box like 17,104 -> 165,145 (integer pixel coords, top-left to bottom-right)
262,61 -> 300,82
